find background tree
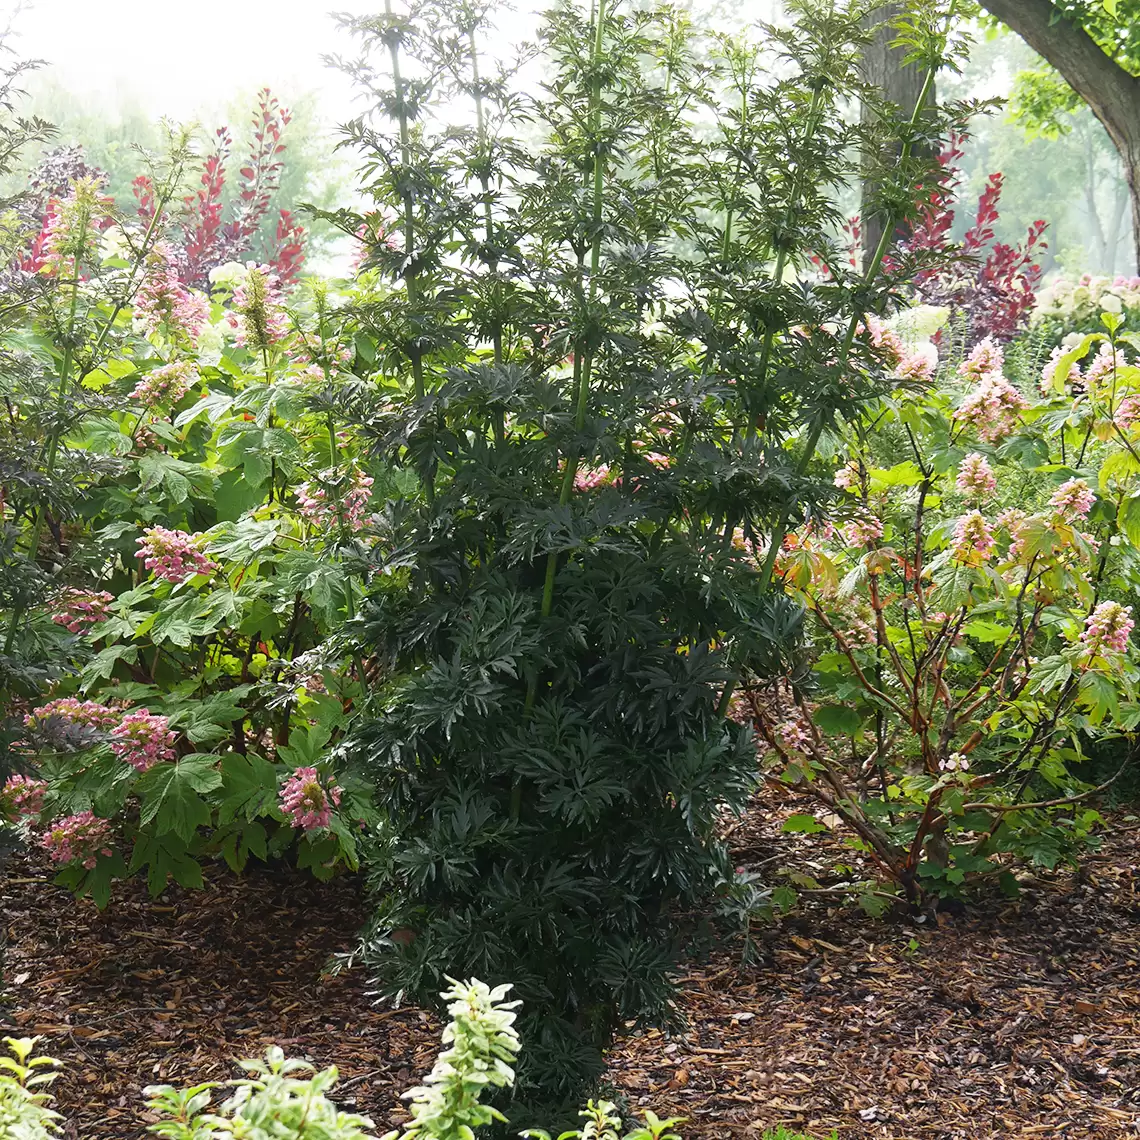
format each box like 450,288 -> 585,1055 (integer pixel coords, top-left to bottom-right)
976,0 -> 1140,268
860,0 -> 936,267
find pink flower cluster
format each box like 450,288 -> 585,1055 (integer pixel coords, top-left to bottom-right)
1,775 -> 47,821
24,698 -> 118,731
1084,343 -> 1124,391
955,374 -> 1028,442
109,709 -> 178,772
1080,601 -> 1134,657
136,245 -> 210,340
41,811 -> 114,869
295,468 -> 375,532
1116,395 -> 1140,430
574,465 -> 611,492
951,510 -> 995,564
50,588 -> 113,633
834,462 -> 861,491
279,766 -> 342,831
955,453 -> 996,498
1050,478 -> 1095,520
844,516 -> 884,548
135,526 -> 219,583
1039,345 -> 1083,394
896,349 -> 935,383
959,338 -> 1003,381
130,361 -> 199,407
866,317 -> 904,369
774,717 -> 813,753
229,264 -> 289,351
42,177 -> 111,270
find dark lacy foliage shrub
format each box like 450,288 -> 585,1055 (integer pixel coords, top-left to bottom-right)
330,0 -> 972,1123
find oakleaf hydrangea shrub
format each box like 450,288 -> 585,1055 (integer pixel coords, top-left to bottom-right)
748,304 -> 1140,912
0,133 -> 383,901
331,0 -> 973,1119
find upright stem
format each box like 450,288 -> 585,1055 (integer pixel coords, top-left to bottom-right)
386,0 -> 424,405
539,0 -> 609,622
720,56 -> 940,713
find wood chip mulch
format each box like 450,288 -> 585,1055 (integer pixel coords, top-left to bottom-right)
5,805 -> 1140,1139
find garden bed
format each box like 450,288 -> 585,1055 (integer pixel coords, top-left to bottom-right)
5,804 -> 1140,1139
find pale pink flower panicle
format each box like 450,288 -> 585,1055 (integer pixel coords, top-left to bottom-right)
834,462 -> 860,491
25,698 -> 118,731
135,527 -> 219,584
1080,601 -> 1134,658
41,811 -> 114,869
50,588 -> 113,633
1,775 -> 47,821
295,468 -> 375,532
955,374 -> 1028,442
866,317 -> 904,369
1116,395 -> 1140,431
951,510 -> 995,565
279,766 -> 343,831
955,453 -> 997,498
1083,342 -> 1123,391
844,516 -> 884,548
136,244 -> 210,340
228,263 -> 289,352
109,709 -> 178,772
1050,478 -> 1095,520
130,361 -> 199,407
574,464 -> 611,492
959,338 -> 1004,381
1039,345 -> 1083,395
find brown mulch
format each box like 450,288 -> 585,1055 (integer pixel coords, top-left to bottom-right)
5,804 -> 1140,1139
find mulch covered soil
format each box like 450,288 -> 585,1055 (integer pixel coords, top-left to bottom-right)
5,801 -> 1140,1139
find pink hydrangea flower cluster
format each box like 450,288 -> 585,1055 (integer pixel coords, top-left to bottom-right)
42,177 -> 111,270
955,453 -> 997,498
896,348 -> 935,383
834,462 -> 860,491
775,717 -> 813,753
574,465 -> 612,492
109,709 -> 178,772
50,587 -> 113,633
1116,395 -> 1140,430
228,264 -> 290,351
1039,345 -> 1083,395
41,811 -> 114,869
130,361 -> 199,407
844,516 -> 884,547
1,775 -> 47,821
279,766 -> 342,831
135,527 -> 219,583
951,511 -> 995,564
295,468 -> 375,532
866,316 -> 905,369
136,245 -> 210,339
959,338 -> 1004,381
1050,478 -> 1096,520
1083,343 -> 1124,391
955,374 -> 1028,442
1080,601 -> 1134,657
24,698 -> 118,731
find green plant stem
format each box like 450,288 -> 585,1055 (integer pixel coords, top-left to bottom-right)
719,59 -> 939,716
538,0 -> 608,625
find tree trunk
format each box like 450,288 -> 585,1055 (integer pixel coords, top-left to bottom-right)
860,2 -> 935,271
978,0 -> 1140,272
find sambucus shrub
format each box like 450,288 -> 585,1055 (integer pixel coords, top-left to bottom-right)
330,0 -> 973,1118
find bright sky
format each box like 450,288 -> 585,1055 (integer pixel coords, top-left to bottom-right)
10,0 -> 390,125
